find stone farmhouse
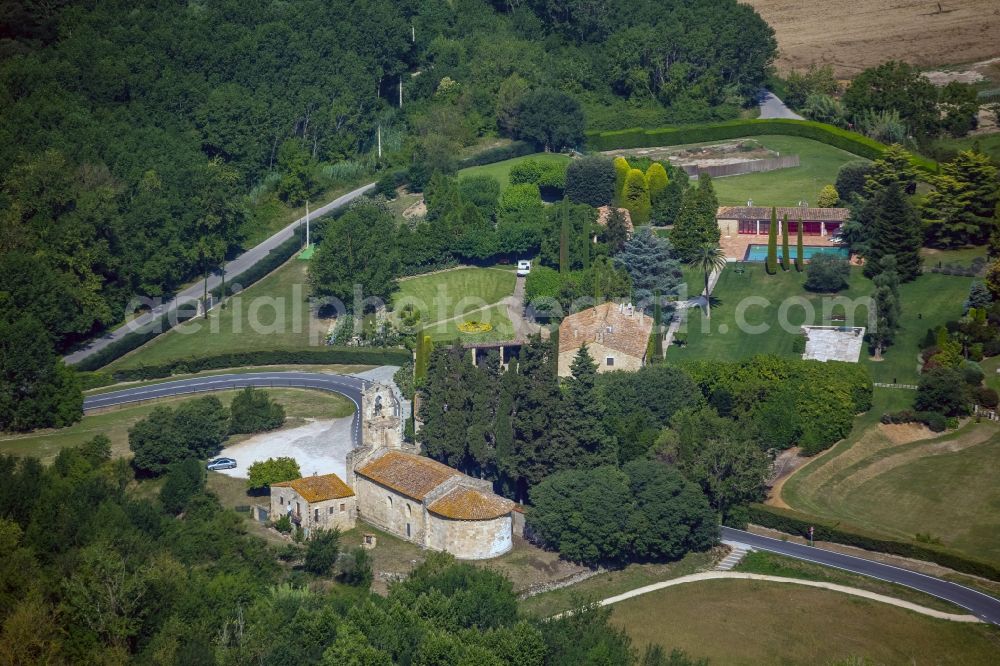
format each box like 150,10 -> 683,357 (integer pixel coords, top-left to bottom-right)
271,382 -> 516,559
558,302 -> 655,377
270,473 -> 357,536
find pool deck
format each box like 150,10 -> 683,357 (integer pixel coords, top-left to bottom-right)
719,233 -> 843,262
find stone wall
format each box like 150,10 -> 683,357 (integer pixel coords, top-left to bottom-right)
426,514 -> 513,560
558,342 -> 643,376
354,476 -> 426,545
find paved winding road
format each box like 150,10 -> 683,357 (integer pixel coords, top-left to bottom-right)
64,183 -> 375,366
758,90 -> 804,120
723,527 -> 1000,625
84,371 -> 370,448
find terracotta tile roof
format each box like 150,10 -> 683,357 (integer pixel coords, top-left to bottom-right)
559,302 -> 653,360
272,473 -> 354,503
716,206 -> 849,222
428,486 -> 515,521
356,450 -> 461,501
596,206 -> 634,234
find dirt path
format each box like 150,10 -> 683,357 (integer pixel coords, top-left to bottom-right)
552,572 -> 982,623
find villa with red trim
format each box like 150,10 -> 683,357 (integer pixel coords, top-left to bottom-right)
717,205 -> 850,237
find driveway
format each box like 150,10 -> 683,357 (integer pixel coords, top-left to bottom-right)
759,90 -> 804,120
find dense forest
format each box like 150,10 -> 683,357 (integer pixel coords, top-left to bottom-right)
0,0 -> 776,353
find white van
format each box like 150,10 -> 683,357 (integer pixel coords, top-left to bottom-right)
516,260 -> 531,277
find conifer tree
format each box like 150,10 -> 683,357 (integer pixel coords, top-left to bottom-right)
670,183 -> 719,262
781,214 -> 790,270
613,156 -> 630,204
612,226 -> 683,305
921,150 -> 1000,247
863,182 -> 923,281
870,256 -> 901,359
652,177 -> 686,226
645,162 -> 669,203
796,218 -> 804,271
623,168 -> 651,225
766,207 -> 778,275
651,290 -> 663,362
547,346 -> 617,473
559,202 -> 570,273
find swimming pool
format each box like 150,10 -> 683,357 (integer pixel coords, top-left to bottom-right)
743,244 -> 850,262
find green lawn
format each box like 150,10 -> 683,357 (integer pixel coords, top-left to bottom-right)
394,267 -> 516,326
0,388 -> 354,463
921,245 -> 989,269
423,304 -> 515,343
610,579 -> 1000,665
690,135 -> 865,206
109,259 -> 318,371
669,264 -> 972,386
457,153 -> 571,190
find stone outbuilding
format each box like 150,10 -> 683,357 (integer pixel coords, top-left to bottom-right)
558,302 -> 655,376
270,473 -> 357,537
352,449 -> 515,560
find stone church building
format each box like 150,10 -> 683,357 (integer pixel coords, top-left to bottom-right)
272,381 -> 515,559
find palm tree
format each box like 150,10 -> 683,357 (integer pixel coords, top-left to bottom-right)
688,244 -> 728,318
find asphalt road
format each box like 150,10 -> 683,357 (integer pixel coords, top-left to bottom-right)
722,527 -> 1000,625
64,182 -> 375,366
84,371 -> 369,448
758,90 -> 804,120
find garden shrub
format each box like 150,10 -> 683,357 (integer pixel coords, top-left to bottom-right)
565,155 -> 616,207
498,183 -> 543,216
973,386 -> 999,409
77,371 -> 114,390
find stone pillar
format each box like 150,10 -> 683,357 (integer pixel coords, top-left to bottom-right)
821,222 -> 826,237
756,220 -> 760,235
470,348 -> 476,366
499,345 -> 505,366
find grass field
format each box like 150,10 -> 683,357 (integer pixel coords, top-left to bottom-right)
782,419 -> 1000,566
746,0 -> 1000,75
457,153 -> 571,190
707,136 -> 866,206
668,264 -> 972,386
0,388 -> 354,463
610,579 -> 1000,665
520,550 -> 717,618
109,259 -> 319,371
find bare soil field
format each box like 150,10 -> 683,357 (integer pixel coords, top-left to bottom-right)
746,0 -> 1000,75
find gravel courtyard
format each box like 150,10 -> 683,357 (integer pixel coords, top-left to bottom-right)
215,417 -> 354,481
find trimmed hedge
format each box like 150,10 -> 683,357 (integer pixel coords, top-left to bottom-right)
76,371 -> 115,391
458,141 -> 536,169
109,348 -> 411,382
743,503 -> 1000,581
585,119 -> 937,173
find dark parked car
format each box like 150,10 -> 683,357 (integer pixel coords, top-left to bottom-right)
206,457 -> 237,471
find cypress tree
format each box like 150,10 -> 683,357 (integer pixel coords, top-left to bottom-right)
766,207 -> 778,275
796,218 -> 804,272
781,214 -> 790,270
651,290 -> 663,362
559,202 -> 570,273
623,168 -> 651,225
613,156 -> 630,204
580,214 -> 591,271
